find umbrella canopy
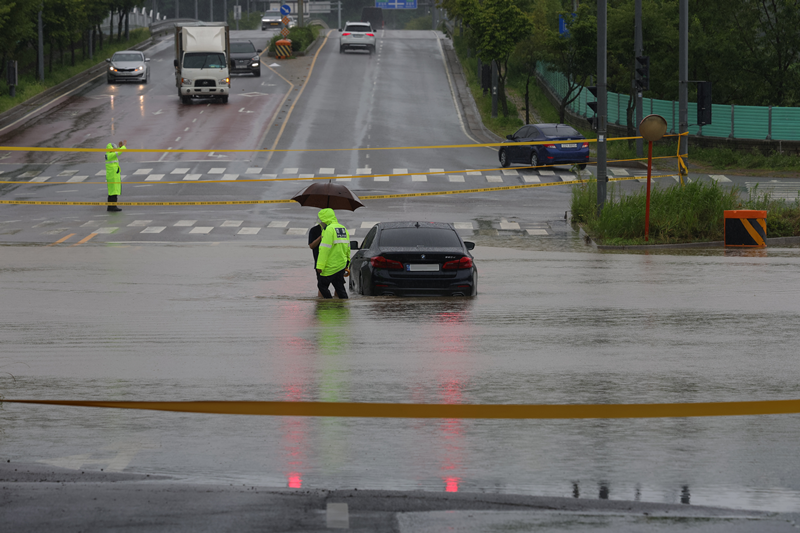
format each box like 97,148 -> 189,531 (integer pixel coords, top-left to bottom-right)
291,181 -> 365,211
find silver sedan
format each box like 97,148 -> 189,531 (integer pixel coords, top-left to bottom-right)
106,50 -> 150,84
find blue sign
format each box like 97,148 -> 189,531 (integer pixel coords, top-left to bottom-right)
376,0 -> 417,9
280,4 -> 291,15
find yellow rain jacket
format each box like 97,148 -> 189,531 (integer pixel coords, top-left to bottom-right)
315,208 -> 351,276
105,143 -> 126,195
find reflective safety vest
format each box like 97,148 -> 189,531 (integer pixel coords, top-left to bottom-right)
316,208 -> 351,276
105,143 -> 126,195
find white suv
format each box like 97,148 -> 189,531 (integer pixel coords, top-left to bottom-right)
339,22 -> 376,54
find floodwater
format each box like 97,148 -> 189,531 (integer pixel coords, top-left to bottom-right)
2,239 -> 800,512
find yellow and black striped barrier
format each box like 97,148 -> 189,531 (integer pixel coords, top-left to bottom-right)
3,398 -> 800,418
275,39 -> 293,59
724,210 -> 767,248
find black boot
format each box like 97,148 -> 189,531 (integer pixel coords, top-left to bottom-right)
107,195 -> 121,212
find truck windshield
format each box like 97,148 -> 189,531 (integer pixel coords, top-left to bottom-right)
183,53 -> 226,69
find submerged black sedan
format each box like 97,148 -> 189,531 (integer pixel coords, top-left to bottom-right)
349,222 -> 477,297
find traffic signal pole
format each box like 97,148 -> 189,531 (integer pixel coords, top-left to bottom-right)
634,0 -> 643,158
596,0 -> 608,213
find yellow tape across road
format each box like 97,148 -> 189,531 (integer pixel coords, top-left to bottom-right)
3,398 -> 800,418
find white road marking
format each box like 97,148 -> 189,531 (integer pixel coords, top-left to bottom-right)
145,174 -> 164,181
183,174 -> 201,180
80,221 -> 101,227
221,174 -> 239,181
486,175 -> 503,182
319,167 -> 335,174
412,174 -> 427,182
174,220 -> 196,226
221,220 -> 243,227
298,174 -> 314,179
285,228 -> 308,235
527,229 -> 549,235
560,175 -> 578,182
170,168 -> 189,175
189,227 -> 213,234
262,174 -> 278,179
448,175 -> 464,182
453,222 -> 473,229
175,137 -> 181,141
283,168 -> 298,174
538,170 -> 556,176
500,221 -> 521,230
95,170 -> 106,176
356,168 -> 371,174
30,176 -> 50,182
57,170 -> 78,176
67,176 -> 88,183
184,127 -> 189,131
609,168 -> 629,176
466,170 -> 482,175
95,227 -> 118,234
393,168 -> 408,175
267,221 -> 289,228
710,174 -> 731,182
429,168 -> 444,173
140,226 -> 166,234
245,167 -> 262,174
374,175 -> 389,181
133,169 -> 151,175
237,227 -> 261,235
336,176 -> 352,181
208,168 -> 226,174
501,169 -> 519,176
128,220 -> 152,227
523,176 -> 541,183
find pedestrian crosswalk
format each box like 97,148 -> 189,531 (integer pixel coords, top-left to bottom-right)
0,217 -> 555,240
11,166 -> 590,185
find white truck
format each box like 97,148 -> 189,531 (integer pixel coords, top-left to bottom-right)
174,23 -> 231,104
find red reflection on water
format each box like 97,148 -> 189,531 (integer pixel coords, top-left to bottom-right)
288,473 -> 302,488
445,477 -> 460,492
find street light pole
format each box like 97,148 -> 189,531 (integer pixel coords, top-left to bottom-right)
596,0 -> 608,213
634,0 -> 643,158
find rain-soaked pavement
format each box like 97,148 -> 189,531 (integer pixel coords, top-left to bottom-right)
3,235 -> 800,517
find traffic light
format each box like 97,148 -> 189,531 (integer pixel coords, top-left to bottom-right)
697,81 -> 712,125
587,85 -> 598,129
635,55 -> 650,91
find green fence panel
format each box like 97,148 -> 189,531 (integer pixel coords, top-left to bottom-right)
733,106 -> 769,140
697,104 -> 731,138
772,107 -> 800,141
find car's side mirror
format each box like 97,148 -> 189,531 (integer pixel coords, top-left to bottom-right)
257,49 -> 262,53
338,28 -> 342,32
506,134 -> 514,140
350,240 -> 359,250
105,58 -> 110,63
464,241 -> 475,250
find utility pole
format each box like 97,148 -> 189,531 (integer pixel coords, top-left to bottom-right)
176,0 -> 179,18
678,0 -> 688,176
634,0 -> 643,158
224,0 -> 227,22
337,1 -> 341,30
298,0 -> 304,27
195,0 -> 199,19
37,6 -> 44,82
210,0 -> 213,21
596,0 -> 608,213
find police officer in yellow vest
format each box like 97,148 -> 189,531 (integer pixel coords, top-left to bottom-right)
315,208 -> 351,299
105,140 -> 126,212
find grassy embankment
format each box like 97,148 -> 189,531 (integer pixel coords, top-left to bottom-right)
0,29 -> 151,115
268,26 -> 321,54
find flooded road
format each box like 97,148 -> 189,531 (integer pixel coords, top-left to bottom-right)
2,240 -> 800,513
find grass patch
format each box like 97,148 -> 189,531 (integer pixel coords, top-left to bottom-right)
572,180 -> 800,244
268,25 -> 321,53
229,11 -> 262,30
0,29 -> 151,115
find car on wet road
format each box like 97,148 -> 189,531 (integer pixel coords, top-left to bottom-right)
339,21 -> 377,54
262,12 -> 282,29
499,123 -> 589,170
229,40 -> 262,76
349,222 -> 477,297
106,50 -> 150,84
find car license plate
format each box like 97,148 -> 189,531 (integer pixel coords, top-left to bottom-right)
561,143 -> 577,148
237,61 -> 248,66
406,264 -> 439,272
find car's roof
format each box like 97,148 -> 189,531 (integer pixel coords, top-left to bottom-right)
377,221 -> 454,230
345,21 -> 371,26
113,50 -> 143,55
231,39 -> 254,43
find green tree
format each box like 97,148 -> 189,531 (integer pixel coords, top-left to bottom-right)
461,0 -> 532,116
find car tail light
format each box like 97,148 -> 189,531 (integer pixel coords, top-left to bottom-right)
370,256 -> 403,270
366,33 -> 375,36
342,32 -> 351,36
582,142 -> 589,148
442,257 -> 473,270
544,144 -> 556,148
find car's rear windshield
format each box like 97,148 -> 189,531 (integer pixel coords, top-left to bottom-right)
345,24 -> 370,32
379,228 -> 462,248
113,53 -> 142,62
231,42 -> 256,53
539,125 -> 580,137
183,52 -> 226,69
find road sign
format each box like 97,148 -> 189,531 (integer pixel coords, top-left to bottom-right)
282,16 -> 290,25
280,4 -> 291,15
376,0 -> 417,9
233,5 -> 242,19
281,27 -> 290,37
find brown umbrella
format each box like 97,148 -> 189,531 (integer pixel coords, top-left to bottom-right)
291,181 -> 365,211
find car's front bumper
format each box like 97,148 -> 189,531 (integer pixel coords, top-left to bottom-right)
180,86 -> 229,96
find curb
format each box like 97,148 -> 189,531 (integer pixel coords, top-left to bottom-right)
594,235 -> 800,250
0,35 -> 156,134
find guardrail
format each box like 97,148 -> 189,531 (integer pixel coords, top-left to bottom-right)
150,18 -> 201,37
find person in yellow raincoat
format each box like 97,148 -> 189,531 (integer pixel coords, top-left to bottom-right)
105,140 -> 126,212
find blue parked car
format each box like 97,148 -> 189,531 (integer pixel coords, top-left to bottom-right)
498,123 -> 590,170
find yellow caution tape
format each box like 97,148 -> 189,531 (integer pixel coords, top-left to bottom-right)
3,398 -> 800,418
0,134 -> 677,154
